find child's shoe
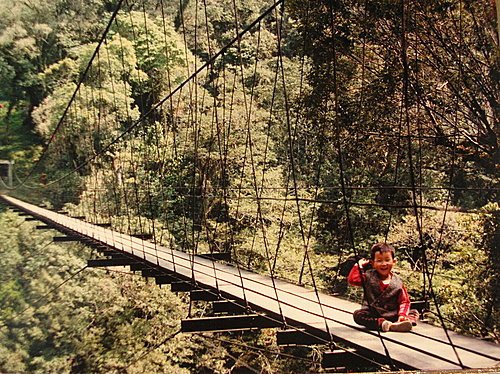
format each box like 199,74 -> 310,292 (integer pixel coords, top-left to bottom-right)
388,320 -> 412,332
381,320 -> 392,332
408,310 -> 420,326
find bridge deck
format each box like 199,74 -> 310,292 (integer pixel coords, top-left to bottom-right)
2,195 -> 499,371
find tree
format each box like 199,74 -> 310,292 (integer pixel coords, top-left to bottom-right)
0,209 -> 232,373
0,0 -> 110,124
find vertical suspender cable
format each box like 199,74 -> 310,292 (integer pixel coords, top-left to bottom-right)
401,0 -> 465,368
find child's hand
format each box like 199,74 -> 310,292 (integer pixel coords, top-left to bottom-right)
398,316 -> 410,322
357,258 -> 370,268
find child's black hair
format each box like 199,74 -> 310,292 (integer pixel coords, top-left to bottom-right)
370,242 -> 395,260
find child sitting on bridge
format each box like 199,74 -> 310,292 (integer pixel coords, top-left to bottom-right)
348,242 -> 417,332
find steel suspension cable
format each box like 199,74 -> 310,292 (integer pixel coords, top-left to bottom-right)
216,57 -> 252,309
138,0 -> 161,265
327,0 -> 397,368
229,0 -> 285,316
0,264 -> 88,328
18,0 -> 126,187
428,0 -> 462,286
11,0 -> 283,193
153,0 -> 181,271
270,0 -> 312,277
243,17 -> 288,325
401,0 -> 465,368
265,0 -> 336,342
195,0 -> 227,296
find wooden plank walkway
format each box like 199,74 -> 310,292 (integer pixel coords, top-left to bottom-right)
2,194 -> 499,371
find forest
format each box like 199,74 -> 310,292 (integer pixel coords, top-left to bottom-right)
0,0 -> 498,372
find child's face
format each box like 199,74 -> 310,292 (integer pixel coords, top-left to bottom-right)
371,250 -> 396,279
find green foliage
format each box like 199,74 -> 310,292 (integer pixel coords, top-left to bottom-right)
1,0 -> 499,371
437,203 -> 499,341
114,11 -> 187,73
0,101 -> 42,166
383,204 -> 499,341
0,209 -> 232,373
0,208 -> 318,372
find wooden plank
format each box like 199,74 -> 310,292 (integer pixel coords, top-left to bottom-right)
142,268 -> 165,277
98,250 -> 123,257
95,245 -> 113,252
53,236 -> 81,242
87,258 -> 138,267
95,223 -> 112,228
277,329 -> 327,346
212,300 -> 247,315
155,275 -> 177,285
129,263 -> 150,271
181,314 -> 282,332
171,282 -> 194,292
322,349 -> 362,369
190,289 -> 220,301
132,233 -> 153,240
94,252 -> 129,260
198,252 -> 232,262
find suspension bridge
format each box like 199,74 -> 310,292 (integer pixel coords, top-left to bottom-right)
1,0 -> 498,371
1,194 -> 498,371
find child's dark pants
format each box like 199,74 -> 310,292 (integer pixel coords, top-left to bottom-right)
353,309 -> 398,330
353,308 -> 419,330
